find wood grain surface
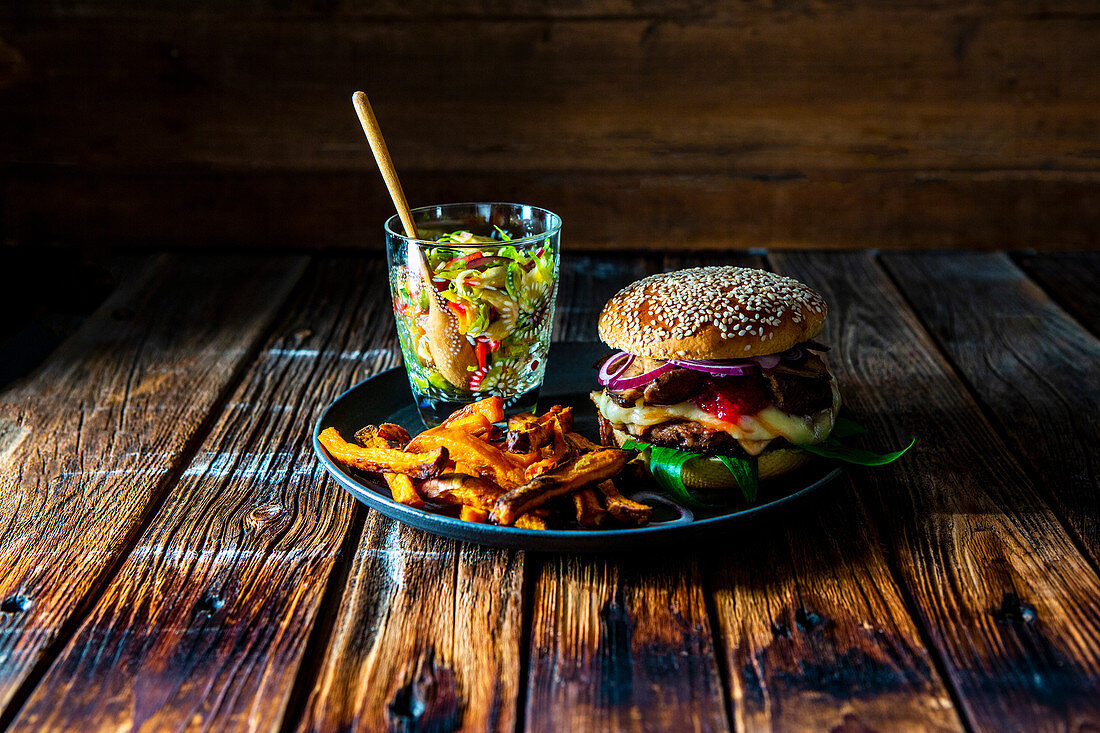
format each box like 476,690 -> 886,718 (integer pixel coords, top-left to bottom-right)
710,507 -> 963,733
0,255 -> 306,719
666,254 -> 963,731
883,252 -> 1100,562
2,1 -> 1097,250
1,250 -> 1099,731
9,0 -> 1100,18
525,555 -> 728,732
5,257 -> 393,732
3,14 -> 1093,173
298,516 -> 524,733
771,251 -> 1100,732
12,171 -> 1095,251
552,254 -> 654,342
1015,252 -> 1100,336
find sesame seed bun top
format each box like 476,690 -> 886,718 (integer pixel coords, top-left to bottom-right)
597,266 -> 827,360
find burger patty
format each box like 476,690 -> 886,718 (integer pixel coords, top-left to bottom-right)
605,352 -> 833,416
646,420 -> 744,453
597,413 -> 793,459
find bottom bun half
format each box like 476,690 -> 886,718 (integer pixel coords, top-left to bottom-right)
610,427 -> 812,487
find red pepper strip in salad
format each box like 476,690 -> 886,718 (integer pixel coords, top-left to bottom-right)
443,251 -> 482,269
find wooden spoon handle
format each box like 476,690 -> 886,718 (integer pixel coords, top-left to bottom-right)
352,91 -> 419,240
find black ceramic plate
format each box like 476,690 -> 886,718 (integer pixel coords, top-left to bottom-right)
313,342 -> 842,551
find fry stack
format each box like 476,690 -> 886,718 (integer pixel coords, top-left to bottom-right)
317,397 -> 652,529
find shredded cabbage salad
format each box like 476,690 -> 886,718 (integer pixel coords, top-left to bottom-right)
391,226 -> 558,407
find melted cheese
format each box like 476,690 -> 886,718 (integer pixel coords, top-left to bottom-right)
592,381 -> 840,456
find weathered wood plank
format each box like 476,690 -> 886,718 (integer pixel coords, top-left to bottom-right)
663,254 -> 963,731
882,251 -> 1100,562
296,516 -> 524,733
712,508 -> 963,732
770,251 -> 1100,731
0,254 -> 306,717
6,170 -> 1096,251
525,555 -> 729,733
2,16 -> 1095,174
2,5 -> 1097,250
528,254 -> 729,732
8,0 -> 1098,19
5,256 -> 401,732
1015,252 -> 1100,335
553,254 -> 654,342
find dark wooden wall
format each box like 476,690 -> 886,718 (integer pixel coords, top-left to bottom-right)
1,1 -> 1097,251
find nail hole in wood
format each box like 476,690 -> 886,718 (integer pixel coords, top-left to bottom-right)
1,594 -> 32,613
597,596 -> 634,705
992,593 -> 1037,625
795,608 -> 826,633
831,712 -> 876,733
196,594 -> 225,616
387,647 -> 461,730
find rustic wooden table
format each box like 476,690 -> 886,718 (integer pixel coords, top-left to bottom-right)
1,249 -> 1098,732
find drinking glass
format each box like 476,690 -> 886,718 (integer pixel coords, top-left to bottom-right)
385,202 -> 561,426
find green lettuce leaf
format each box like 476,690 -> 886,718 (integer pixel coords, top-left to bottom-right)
622,416 -> 913,507
797,437 -> 914,466
643,444 -> 705,507
622,439 -> 754,508
718,455 -> 759,503
466,302 -> 491,336
427,246 -> 461,266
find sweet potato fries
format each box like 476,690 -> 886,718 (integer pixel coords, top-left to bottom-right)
319,396 -> 652,529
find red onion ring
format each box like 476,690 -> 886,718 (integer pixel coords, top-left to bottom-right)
670,346 -> 805,375
597,352 -> 634,386
667,358 -> 758,376
607,363 -> 676,391
464,255 -> 509,269
600,344 -> 814,387
631,492 -> 694,527
750,355 -> 781,370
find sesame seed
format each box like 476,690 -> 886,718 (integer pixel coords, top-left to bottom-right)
597,265 -> 827,353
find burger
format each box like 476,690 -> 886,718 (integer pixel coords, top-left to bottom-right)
590,266 -> 840,490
